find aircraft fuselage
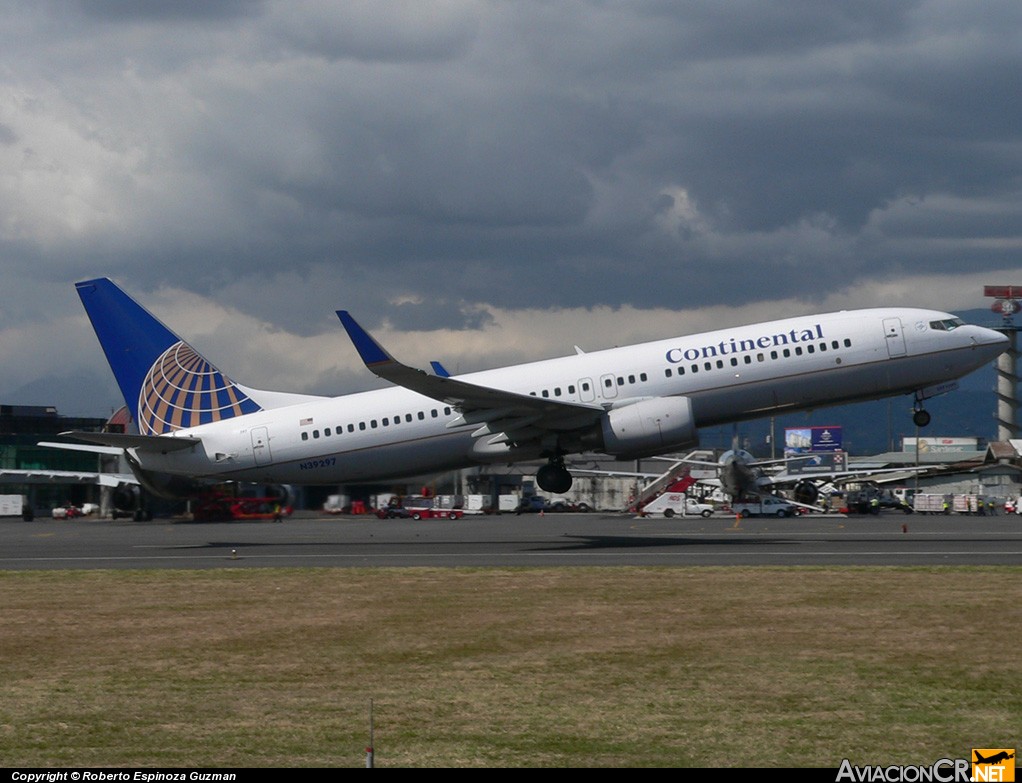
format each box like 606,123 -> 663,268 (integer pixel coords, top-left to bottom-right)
130,307 -> 1007,485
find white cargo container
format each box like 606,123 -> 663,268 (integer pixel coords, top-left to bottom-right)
0,495 -> 26,517
912,494 -> 948,514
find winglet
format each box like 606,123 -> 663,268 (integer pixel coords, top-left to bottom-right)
338,310 -> 460,398
430,361 -> 451,378
336,311 -> 396,368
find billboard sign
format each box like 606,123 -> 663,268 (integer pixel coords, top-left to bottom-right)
785,426 -> 843,454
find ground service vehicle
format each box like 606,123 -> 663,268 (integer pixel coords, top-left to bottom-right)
640,493 -> 715,518
731,496 -> 798,518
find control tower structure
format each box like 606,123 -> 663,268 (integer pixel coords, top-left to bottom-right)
985,285 -> 1020,441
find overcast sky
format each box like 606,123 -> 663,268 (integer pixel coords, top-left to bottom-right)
1,1 -> 1020,416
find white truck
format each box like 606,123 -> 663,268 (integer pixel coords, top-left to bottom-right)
641,493 -> 715,518
731,496 -> 798,518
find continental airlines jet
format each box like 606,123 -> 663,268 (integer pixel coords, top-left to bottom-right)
60,278 -> 1008,497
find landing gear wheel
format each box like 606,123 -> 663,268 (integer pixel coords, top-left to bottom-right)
536,460 -> 573,494
913,409 -> 931,428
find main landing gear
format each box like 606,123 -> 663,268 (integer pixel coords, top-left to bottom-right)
912,394 -> 931,428
536,457 -> 573,494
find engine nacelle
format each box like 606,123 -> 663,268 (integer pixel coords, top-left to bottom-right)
111,483 -> 141,512
793,480 -> 820,507
590,396 -> 698,458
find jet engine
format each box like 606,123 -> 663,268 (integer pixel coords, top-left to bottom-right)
793,480 -> 820,507
584,396 -> 698,458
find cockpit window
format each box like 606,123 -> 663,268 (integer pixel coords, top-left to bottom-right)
929,318 -> 964,331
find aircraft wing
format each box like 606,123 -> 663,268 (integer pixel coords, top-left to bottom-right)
337,311 -> 606,442
766,465 -> 937,486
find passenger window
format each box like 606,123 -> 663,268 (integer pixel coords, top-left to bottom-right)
301,432 -> 308,441
313,430 -> 320,439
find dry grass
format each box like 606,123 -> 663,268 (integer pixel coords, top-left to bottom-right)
1,567 -> 1019,767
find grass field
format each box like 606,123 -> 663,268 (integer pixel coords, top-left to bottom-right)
1,567 -> 1019,768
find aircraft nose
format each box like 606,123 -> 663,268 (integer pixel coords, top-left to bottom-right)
973,326 -> 1011,358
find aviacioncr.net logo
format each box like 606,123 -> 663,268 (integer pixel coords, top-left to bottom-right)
836,758 -> 970,782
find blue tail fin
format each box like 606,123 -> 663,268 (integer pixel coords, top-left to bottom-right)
76,278 -> 262,434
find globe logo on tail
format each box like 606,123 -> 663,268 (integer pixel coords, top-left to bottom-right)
137,342 -> 260,435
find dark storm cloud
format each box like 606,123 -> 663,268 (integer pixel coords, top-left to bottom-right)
76,0 -> 263,22
2,1 -> 1022,411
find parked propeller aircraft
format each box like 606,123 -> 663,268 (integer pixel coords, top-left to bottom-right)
48,278 -> 1007,498
686,448 -> 933,507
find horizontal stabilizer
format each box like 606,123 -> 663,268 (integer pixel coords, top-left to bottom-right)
38,440 -> 126,456
61,431 -> 201,453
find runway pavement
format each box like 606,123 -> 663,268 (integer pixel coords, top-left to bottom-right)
3,510 -> 1022,569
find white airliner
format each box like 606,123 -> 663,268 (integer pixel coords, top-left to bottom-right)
58,278 -> 1008,497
